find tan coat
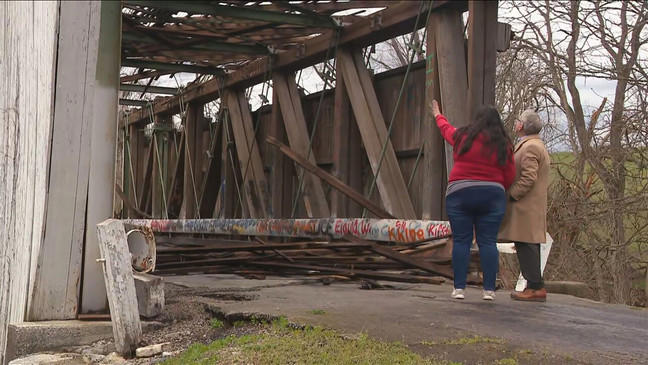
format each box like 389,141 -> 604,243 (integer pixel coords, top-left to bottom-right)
498,135 -> 550,244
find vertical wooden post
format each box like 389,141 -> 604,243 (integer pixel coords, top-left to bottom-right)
422,13 -> 446,220
331,60 -> 364,218
468,0 -> 499,118
151,123 -> 170,219
27,0 -> 98,320
219,118 -> 236,218
181,103 -> 201,218
434,8 -> 469,175
126,124 -> 139,218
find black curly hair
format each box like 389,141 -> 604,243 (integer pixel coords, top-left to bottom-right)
453,105 -> 513,166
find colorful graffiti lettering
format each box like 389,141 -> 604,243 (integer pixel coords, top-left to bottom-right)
124,218 -> 451,243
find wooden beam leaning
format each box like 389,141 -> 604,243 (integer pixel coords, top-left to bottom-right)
433,8 -> 470,173
337,49 -> 415,219
266,136 -> 394,219
344,235 -> 453,279
96,219 -> 142,356
272,73 -> 331,218
125,1 -> 462,125
224,90 -> 269,218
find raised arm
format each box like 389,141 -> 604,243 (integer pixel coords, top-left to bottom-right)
429,99 -> 456,145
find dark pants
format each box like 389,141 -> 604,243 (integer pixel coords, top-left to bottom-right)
515,242 -> 544,289
446,186 -> 506,291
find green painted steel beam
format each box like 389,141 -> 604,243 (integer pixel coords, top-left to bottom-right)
120,84 -> 179,95
124,0 -> 339,28
121,59 -> 224,74
122,32 -> 269,55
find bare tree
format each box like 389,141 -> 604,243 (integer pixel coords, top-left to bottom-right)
500,0 -> 648,304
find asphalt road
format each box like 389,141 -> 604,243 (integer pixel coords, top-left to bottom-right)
167,275 -> 648,364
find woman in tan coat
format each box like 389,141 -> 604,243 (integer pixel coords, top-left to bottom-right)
498,110 -> 551,302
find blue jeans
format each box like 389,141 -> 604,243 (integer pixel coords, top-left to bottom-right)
446,186 -> 506,291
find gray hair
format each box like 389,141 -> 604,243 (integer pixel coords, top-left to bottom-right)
519,110 -> 542,135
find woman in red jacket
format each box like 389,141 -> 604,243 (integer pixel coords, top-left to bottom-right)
430,100 -> 515,300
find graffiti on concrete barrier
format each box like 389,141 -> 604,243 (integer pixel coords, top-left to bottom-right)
124,218 -> 452,243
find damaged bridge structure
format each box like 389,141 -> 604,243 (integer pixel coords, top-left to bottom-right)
0,0 -> 511,361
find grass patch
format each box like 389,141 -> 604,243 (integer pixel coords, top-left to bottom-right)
495,358 -> 519,365
310,309 -> 326,315
163,320 -> 454,365
421,335 -> 504,346
209,318 -> 224,329
232,320 -> 247,328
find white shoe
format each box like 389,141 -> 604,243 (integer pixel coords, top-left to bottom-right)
482,290 -> 495,301
451,288 -> 465,299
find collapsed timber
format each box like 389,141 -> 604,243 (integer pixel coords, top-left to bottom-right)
124,218 -> 481,285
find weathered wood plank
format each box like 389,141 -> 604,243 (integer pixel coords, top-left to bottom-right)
422,13 -> 446,220
273,73 -> 330,218
29,0 -> 101,320
96,219 -> 142,356
467,1 -> 498,116
0,1 -> 59,360
81,0 -> 122,314
125,1 -> 461,125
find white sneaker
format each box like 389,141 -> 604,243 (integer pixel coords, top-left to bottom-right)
482,290 -> 495,301
451,288 -> 465,299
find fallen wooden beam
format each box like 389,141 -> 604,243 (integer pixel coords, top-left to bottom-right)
96,219 -> 142,356
266,136 -> 394,219
344,235 -> 454,279
246,261 -> 444,285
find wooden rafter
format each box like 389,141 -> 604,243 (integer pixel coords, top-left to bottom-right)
125,1 -> 461,125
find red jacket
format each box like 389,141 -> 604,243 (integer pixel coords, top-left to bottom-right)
436,114 -> 516,189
